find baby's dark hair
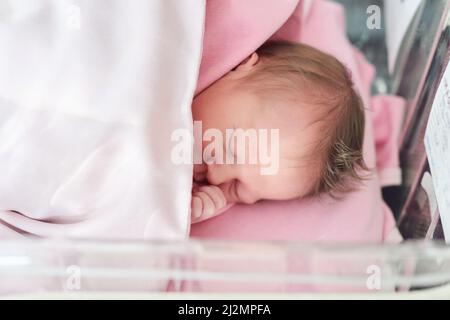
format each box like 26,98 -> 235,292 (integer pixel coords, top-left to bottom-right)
245,40 -> 368,196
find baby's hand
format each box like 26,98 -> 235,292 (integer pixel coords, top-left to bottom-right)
191,185 -> 227,224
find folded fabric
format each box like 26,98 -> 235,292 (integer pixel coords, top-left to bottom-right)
196,0 -> 299,94
191,0 -> 403,243
0,0 -> 205,240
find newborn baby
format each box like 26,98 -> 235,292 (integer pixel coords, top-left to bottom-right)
191,41 -> 367,223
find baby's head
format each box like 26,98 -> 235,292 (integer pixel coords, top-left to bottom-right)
192,41 -> 367,204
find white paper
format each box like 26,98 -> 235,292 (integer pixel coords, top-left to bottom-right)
384,0 -> 423,73
424,62 -> 450,243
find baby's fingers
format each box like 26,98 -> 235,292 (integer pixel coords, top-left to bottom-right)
198,185 -> 227,210
192,190 -> 215,218
191,196 -> 203,220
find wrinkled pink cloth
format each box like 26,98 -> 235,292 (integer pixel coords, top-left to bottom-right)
191,0 -> 404,243
196,0 -> 299,94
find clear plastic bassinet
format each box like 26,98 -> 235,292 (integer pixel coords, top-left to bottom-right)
0,239 -> 450,299
1,0 -> 450,299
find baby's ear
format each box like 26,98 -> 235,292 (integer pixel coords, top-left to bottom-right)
234,52 -> 260,72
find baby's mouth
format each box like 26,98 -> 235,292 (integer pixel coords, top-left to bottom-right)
193,163 -> 207,183
193,170 -> 207,183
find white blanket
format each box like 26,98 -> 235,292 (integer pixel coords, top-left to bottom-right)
0,0 -> 204,239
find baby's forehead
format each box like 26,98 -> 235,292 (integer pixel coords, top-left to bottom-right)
259,91 -> 326,124
258,100 -> 325,151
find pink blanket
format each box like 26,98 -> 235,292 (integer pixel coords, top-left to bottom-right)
190,0 -> 405,243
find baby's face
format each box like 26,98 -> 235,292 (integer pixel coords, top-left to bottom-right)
192,70 -> 321,204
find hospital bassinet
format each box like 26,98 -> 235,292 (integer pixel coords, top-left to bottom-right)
1,0 -> 450,299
